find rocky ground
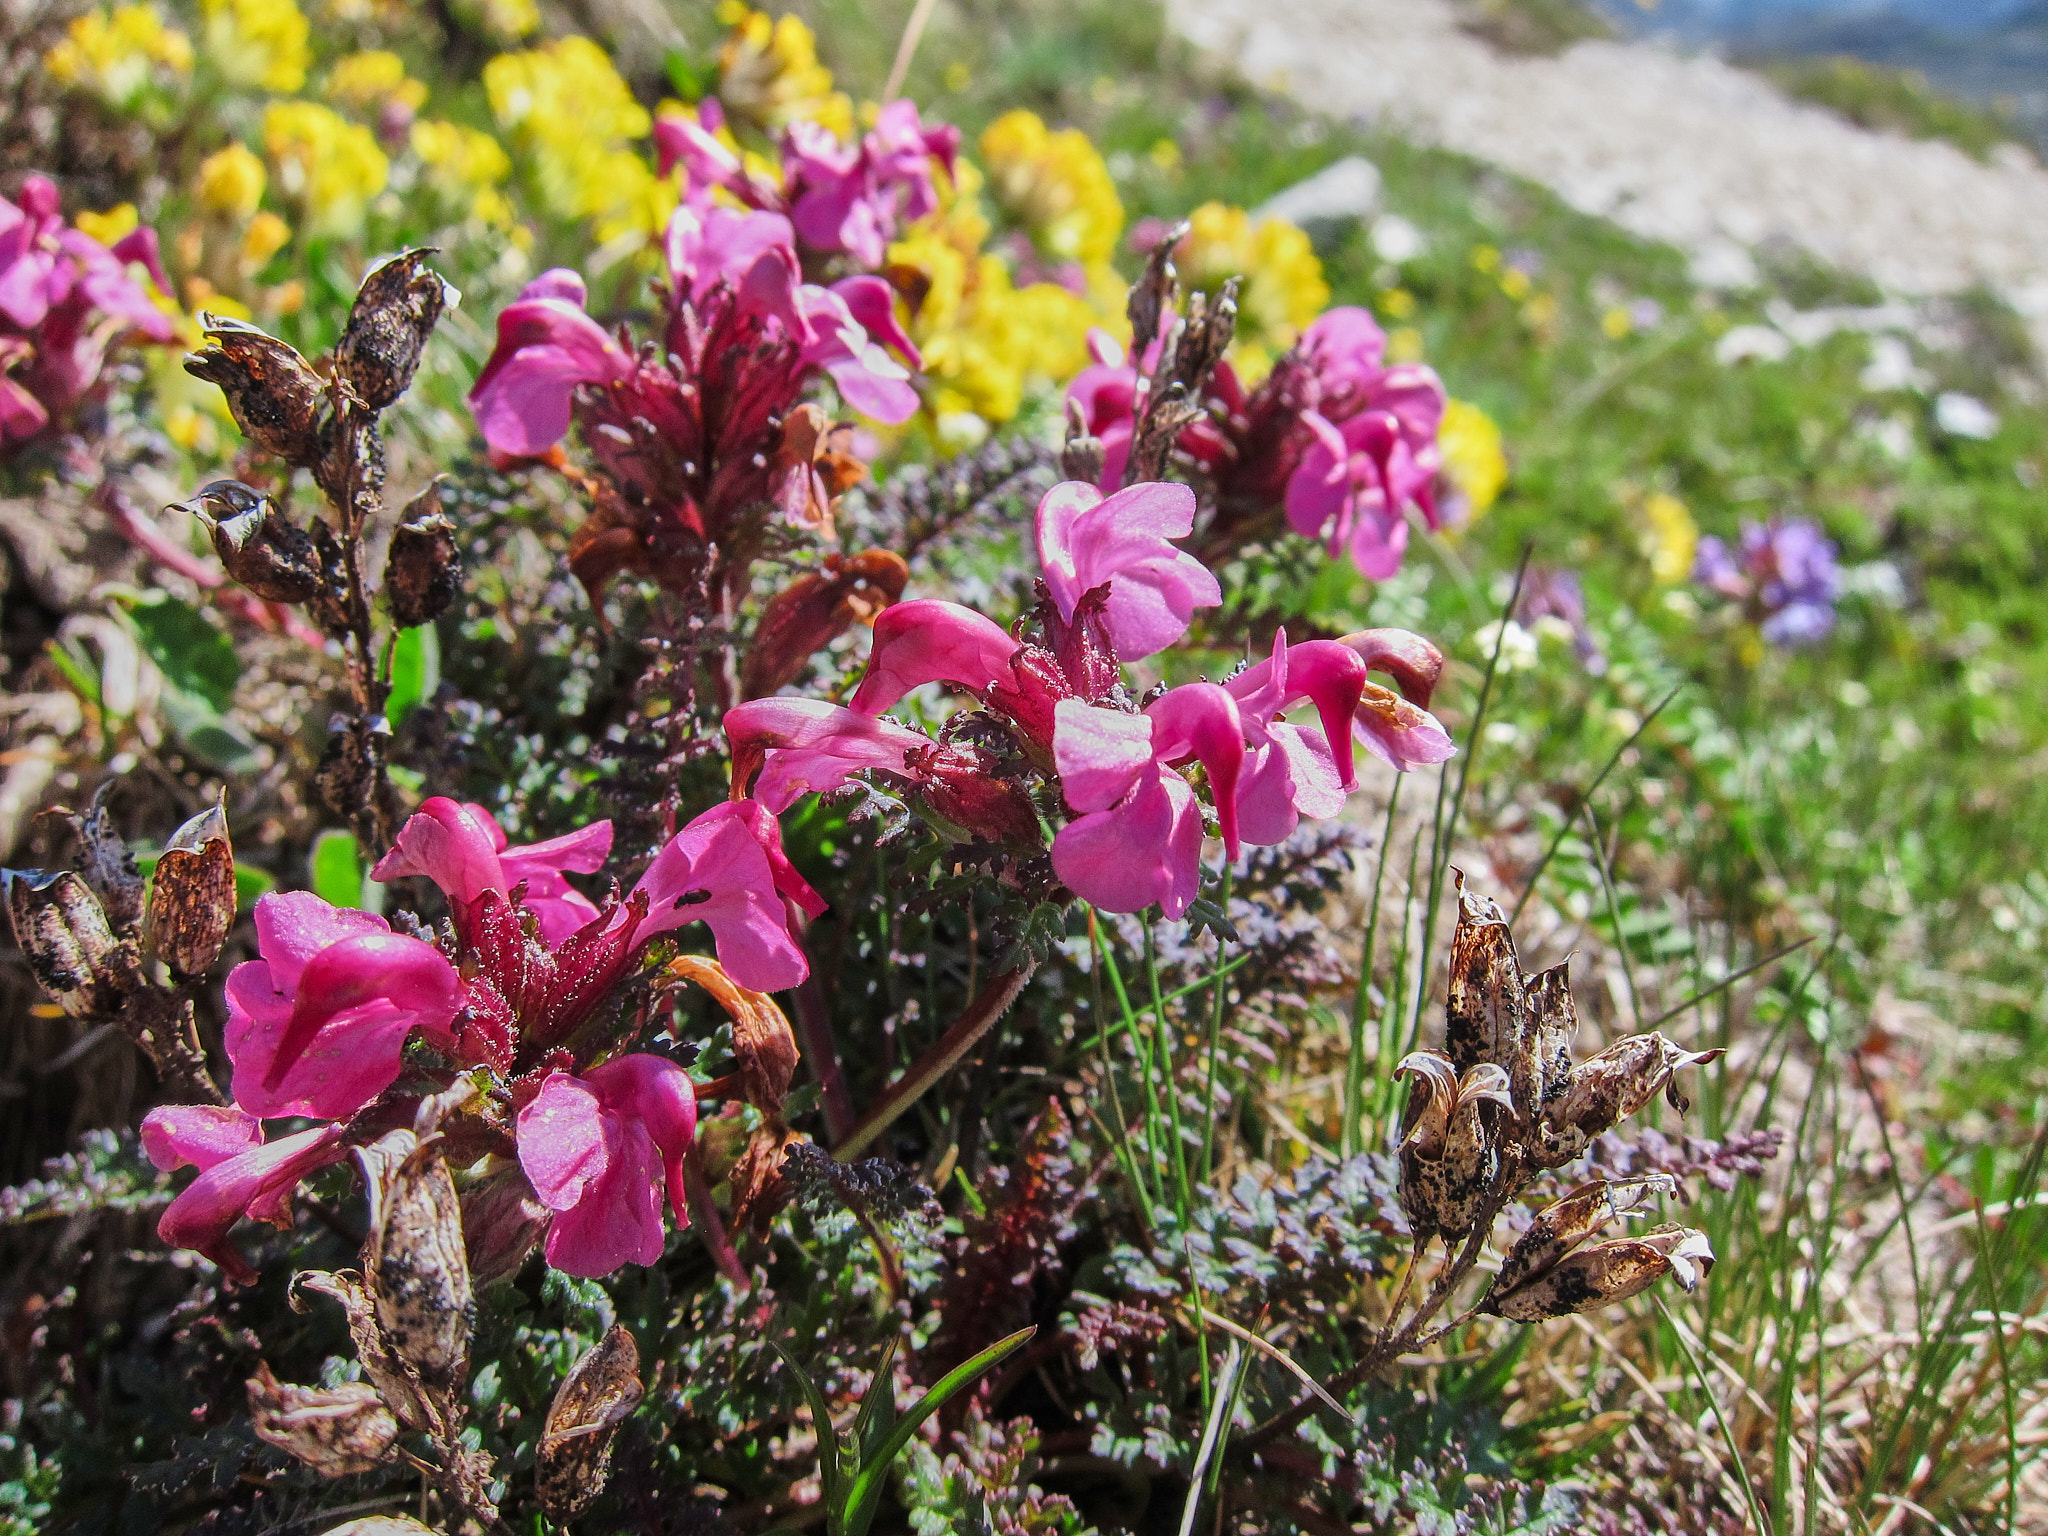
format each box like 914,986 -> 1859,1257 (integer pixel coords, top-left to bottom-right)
1166,0 -> 2048,356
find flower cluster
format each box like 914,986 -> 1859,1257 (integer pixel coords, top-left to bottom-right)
141,796 -> 817,1280
0,177 -> 174,453
1692,516 -> 1840,648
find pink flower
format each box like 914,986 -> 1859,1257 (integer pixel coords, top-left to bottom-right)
467,269 -> 632,458
371,796 -> 612,945
1034,480 -> 1221,661
796,280 -> 918,423
665,204 -> 805,332
141,1105 -> 347,1283
1223,626 -> 1455,788
848,598 -> 1021,716
726,695 -> 932,810
1284,391 -> 1445,580
785,101 -> 957,267
653,107 -> 783,209
1298,306 -> 1388,403
1049,684 -> 1245,917
224,892 -> 466,1121
629,800 -> 813,991
516,1054 -> 698,1277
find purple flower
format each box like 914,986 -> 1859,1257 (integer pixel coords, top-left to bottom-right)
1692,518 -> 1840,647
1518,567 -> 1607,675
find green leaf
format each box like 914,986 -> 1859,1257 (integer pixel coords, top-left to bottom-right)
310,829 -> 363,910
155,688 -> 261,772
233,862 -> 276,912
43,637 -> 101,707
116,592 -> 239,712
386,623 -> 440,727
841,1327 -> 1035,1536
771,1342 -> 849,1515
851,1338 -> 900,1468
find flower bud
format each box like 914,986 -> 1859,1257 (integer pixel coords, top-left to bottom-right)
383,482 -> 462,628
911,744 -> 1045,849
3,868 -> 139,1017
460,1164 -> 551,1289
142,794 -> 236,980
246,1363 -> 399,1477
536,1324 -> 643,1524
184,316 -> 326,466
1395,1050 -> 1512,1242
336,249 -> 451,411
740,549 -> 906,701
188,481 -> 327,605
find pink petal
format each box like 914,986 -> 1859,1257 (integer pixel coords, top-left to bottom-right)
141,1103 -> 263,1173
584,1054 -> 697,1225
1041,480 -> 1218,660
1051,770 -> 1204,918
518,1072 -> 612,1210
156,1122 -> 347,1283
371,797 -> 507,911
1144,682 -> 1245,861
724,697 -> 928,812
849,599 -> 1020,716
1052,699 -> 1154,814
1355,683 -> 1459,772
248,891 -> 390,994
689,799 -> 827,920
831,274 -> 920,367
630,804 -> 808,992
539,1117 -> 665,1277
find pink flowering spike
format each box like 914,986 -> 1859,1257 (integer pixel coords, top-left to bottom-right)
797,284 -> 918,423
1340,628 -> 1446,708
691,798 -> 828,919
243,930 -> 466,1117
1145,683 -> 1246,861
850,599 -> 1020,715
630,803 -> 808,992
584,1054 -> 698,1226
495,816 -> 613,946
1355,683 -> 1459,772
724,696 -> 929,811
153,1120 -> 347,1283
1051,699 -> 1155,813
1300,306 -> 1388,400
468,271 -> 633,458
371,797 -> 507,924
141,1104 -> 264,1173
1052,769 -> 1204,918
831,274 -> 920,368
1035,480 -> 1221,661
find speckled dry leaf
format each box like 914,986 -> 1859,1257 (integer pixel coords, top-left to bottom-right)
246,1362 -> 398,1477
290,1269 -> 430,1430
1485,1225 -> 1714,1321
3,868 -> 138,1017
1522,961 -> 1579,1116
1443,873 -> 1527,1092
1395,1052 -> 1512,1242
142,795 -> 234,980
537,1324 -> 645,1523
665,954 -> 798,1113
1487,1176 -> 1678,1303
361,1139 -> 472,1403
65,780 -> 144,931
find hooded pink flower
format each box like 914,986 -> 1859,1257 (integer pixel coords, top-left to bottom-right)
1298,307 -> 1388,403
796,279 -> 918,422
141,1106 -> 347,1283
848,598 -> 1021,716
666,204 -> 805,331
223,892 -> 466,1121
467,269 -> 632,458
652,102 -> 784,208
1034,480 -> 1221,661
1049,684 -> 1245,918
725,695 -> 933,811
516,1054 -> 698,1277
1284,364 -> 1447,580
629,800 -> 814,990
371,796 -> 612,945
785,101 -> 957,267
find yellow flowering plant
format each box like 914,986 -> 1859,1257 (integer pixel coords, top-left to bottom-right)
44,2 -> 193,116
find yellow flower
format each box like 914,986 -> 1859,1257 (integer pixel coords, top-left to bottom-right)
486,38 -> 669,241
200,0 -> 310,93
1378,287 -> 1415,319
1470,243 -> 1500,274
1177,202 -> 1329,383
943,61 -> 972,93
1601,305 -> 1633,340
464,0 -> 537,40
979,110 -> 1123,268
263,101 -> 389,239
45,4 -> 192,105
411,118 -> 515,226
1439,400 -> 1507,521
241,210 -> 291,265
1641,491 -> 1698,585
325,50 -> 427,114
715,7 -> 851,140
75,203 -> 140,246
195,142 -> 267,218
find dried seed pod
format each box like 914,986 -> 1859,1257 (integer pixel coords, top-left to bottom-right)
3,868 -> 139,1016
1060,396 -> 1105,487
314,714 -> 392,825
142,794 -> 235,980
1482,1224 -> 1715,1322
1395,1051 -> 1513,1242
460,1164 -> 550,1289
185,315 -> 326,465
291,1269 -> 431,1430
187,481 -> 326,604
321,1520 -> 443,1536
314,411 -> 387,522
740,549 -> 907,701
1443,873 -> 1528,1100
63,779 -> 144,933
360,1139 -> 473,1405
535,1324 -> 644,1523
336,249 -> 451,410
664,955 -> 795,1113
1485,1175 -> 1677,1304
1531,1033 -> 1726,1171
383,481 -> 462,628
1522,960 -> 1580,1119
246,1363 -> 399,1477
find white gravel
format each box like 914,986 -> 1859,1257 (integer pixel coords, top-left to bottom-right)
1166,0 -> 2048,354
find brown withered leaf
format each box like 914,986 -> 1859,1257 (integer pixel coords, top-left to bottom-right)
728,1122 -> 804,1237
185,316 -> 325,465
740,549 -> 908,700
336,249 -> 449,410
664,955 -> 797,1113
2,868 -> 139,1017
247,1362 -> 399,1477
1443,873 -> 1527,1098
1395,1051 -> 1512,1242
291,1269 -> 431,1430
383,481 -> 462,628
360,1138 -> 473,1403
142,794 -> 234,980
536,1324 -> 644,1523
62,779 -> 144,932
1483,1225 -> 1714,1322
